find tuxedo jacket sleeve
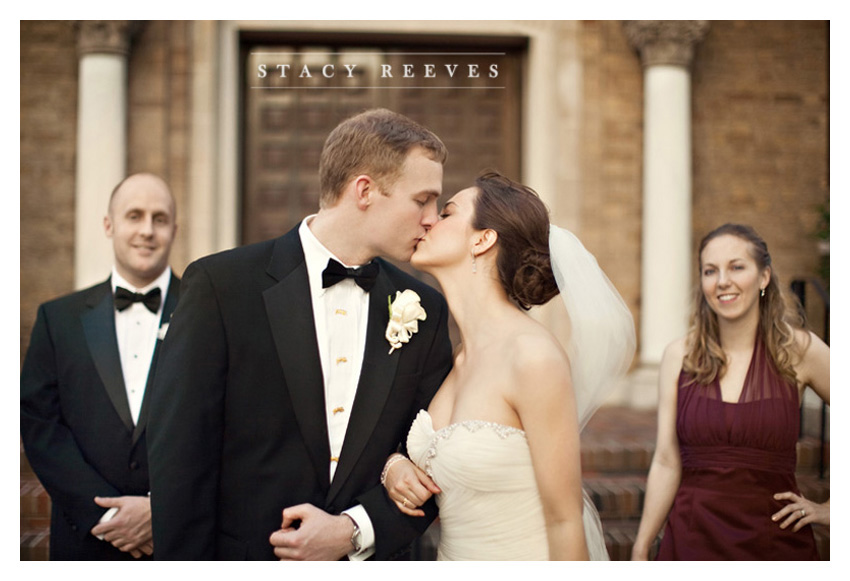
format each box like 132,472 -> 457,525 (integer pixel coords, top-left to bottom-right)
147,229 -> 452,560
20,277 -> 179,553
147,259 -> 228,559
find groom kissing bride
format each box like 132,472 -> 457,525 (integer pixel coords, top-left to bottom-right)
147,108 -> 633,561
147,108 -> 453,560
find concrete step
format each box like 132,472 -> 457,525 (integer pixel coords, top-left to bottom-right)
20,528 -> 50,561
20,471 -> 50,561
20,473 -> 50,522
601,519 -> 642,561
585,476 -> 646,520
582,407 -> 828,476
20,407 -> 829,561
587,472 -> 828,520
601,520 -> 831,561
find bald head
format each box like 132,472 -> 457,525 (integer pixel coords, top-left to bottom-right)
109,173 -> 176,220
104,172 -> 178,288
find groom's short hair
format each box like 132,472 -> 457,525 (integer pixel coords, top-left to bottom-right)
318,108 -> 447,208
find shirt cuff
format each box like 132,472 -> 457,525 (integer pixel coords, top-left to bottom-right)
342,505 -> 375,560
95,507 -> 119,541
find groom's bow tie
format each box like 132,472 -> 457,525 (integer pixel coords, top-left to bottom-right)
322,258 -> 379,292
114,286 -> 162,313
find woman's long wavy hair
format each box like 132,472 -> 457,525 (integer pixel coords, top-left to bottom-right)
683,223 -> 808,386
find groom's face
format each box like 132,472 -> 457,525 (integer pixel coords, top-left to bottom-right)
365,147 -> 443,263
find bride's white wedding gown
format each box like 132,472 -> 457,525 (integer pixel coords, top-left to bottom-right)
407,409 -> 609,561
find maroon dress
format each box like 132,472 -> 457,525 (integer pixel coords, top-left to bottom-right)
656,334 -> 819,560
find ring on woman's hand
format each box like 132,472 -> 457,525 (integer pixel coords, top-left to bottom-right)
801,509 -> 806,517
402,497 -> 410,508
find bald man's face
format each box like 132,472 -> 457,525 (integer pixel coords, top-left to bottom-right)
104,175 -> 177,288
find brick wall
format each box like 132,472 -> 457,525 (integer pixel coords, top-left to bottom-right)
691,21 -> 829,286
20,21 -> 196,559
19,20 -> 829,368
19,18 -> 830,561
20,21 -> 78,362
127,21 -> 192,275
20,21 -> 195,362
579,20 -> 644,340
576,21 -> 828,350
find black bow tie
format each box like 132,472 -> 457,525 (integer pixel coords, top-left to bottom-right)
322,259 -> 379,292
114,286 -> 162,314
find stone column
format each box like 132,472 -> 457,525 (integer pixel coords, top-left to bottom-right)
74,21 -> 133,289
624,20 -> 709,366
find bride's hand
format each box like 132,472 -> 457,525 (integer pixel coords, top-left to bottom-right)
382,453 -> 441,517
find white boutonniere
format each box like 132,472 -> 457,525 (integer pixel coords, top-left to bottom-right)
385,290 -> 427,354
157,322 -> 170,341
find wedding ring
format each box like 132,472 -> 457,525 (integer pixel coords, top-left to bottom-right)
801,509 -> 806,517
402,497 -> 410,508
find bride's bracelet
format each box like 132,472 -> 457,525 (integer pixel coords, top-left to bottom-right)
381,453 -> 407,485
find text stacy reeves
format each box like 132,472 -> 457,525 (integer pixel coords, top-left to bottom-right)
257,63 -> 500,79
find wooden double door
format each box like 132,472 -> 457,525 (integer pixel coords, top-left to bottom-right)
241,32 -> 525,247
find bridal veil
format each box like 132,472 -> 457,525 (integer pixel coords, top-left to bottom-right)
549,225 -> 636,560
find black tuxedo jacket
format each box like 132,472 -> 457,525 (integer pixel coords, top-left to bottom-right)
20,274 -> 180,560
147,226 -> 452,560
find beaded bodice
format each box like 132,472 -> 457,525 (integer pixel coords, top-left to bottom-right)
406,410 -> 548,560
417,416 -> 525,479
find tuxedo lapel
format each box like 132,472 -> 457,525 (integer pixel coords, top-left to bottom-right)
133,274 -> 181,445
327,265 -> 399,503
263,232 -> 331,491
81,282 -> 134,433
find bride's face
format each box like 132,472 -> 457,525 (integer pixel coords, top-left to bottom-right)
411,186 -> 478,273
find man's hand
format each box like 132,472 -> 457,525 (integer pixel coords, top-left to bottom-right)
269,503 -> 353,561
90,496 -> 153,558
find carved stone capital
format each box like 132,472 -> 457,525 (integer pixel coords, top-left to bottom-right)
623,20 -> 710,68
75,20 -> 136,57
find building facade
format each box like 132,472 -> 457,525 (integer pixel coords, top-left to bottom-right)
20,20 -> 829,558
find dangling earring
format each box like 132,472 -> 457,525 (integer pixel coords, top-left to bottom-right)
471,250 -> 477,274
760,288 -> 765,298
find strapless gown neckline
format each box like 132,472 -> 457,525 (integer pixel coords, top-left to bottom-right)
407,409 -> 548,560
406,409 -> 609,561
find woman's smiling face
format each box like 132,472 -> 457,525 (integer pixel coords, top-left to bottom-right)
700,233 -> 770,323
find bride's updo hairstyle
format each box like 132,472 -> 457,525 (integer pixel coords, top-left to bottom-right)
472,171 -> 559,310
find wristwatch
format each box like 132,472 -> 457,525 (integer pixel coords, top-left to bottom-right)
345,513 -> 362,552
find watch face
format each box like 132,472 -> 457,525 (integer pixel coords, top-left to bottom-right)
350,521 -> 362,551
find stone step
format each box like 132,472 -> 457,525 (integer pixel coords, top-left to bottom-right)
593,471 -> 830,561
19,407 -> 830,560
601,519 -> 642,561
20,472 -> 51,561
20,528 -> 50,562
580,436 -> 827,476
585,472 -> 829,521
796,473 -> 831,503
417,518 -> 829,561
812,524 -> 830,561
600,521 -> 830,561
580,406 -> 829,476
21,474 -> 50,521
585,476 -> 646,520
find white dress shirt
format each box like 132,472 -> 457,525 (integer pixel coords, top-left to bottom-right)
111,266 -> 171,425
299,217 -> 375,559
98,266 -> 170,533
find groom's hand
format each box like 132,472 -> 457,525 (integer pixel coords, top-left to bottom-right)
269,503 -> 353,560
